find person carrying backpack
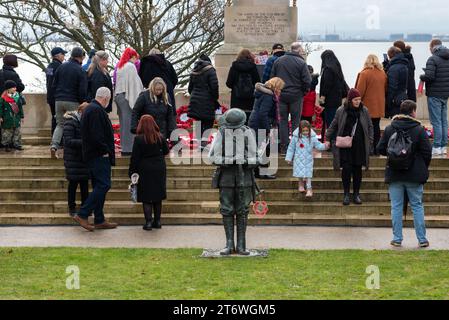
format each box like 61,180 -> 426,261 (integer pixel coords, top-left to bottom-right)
226,49 -> 260,124
377,100 -> 432,248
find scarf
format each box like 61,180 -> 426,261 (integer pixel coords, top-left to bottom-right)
2,93 -> 19,114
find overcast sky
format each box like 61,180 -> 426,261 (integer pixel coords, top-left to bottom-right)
298,0 -> 449,36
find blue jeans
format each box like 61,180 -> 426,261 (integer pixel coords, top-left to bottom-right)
427,97 -> 448,148
388,182 -> 427,244
77,157 -> 111,224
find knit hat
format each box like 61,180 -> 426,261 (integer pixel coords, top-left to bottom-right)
347,88 -> 361,102
3,54 -> 18,68
3,80 -> 17,91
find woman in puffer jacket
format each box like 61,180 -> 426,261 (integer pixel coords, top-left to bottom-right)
63,104 -> 90,216
248,77 -> 285,179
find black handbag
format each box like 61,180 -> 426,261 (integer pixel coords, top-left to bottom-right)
211,167 -> 221,189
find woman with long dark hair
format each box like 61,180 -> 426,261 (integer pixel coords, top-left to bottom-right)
129,115 -> 169,230
319,50 -> 349,140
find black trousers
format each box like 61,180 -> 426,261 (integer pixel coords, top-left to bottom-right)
341,165 -> 362,195
67,179 -> 89,209
49,102 -> 57,135
372,118 -> 381,154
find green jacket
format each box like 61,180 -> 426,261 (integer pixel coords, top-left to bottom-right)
0,93 -> 24,129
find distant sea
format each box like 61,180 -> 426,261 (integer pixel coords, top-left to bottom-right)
17,42 -> 433,93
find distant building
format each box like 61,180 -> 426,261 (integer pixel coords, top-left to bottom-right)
390,34 -> 405,41
434,34 -> 449,41
307,34 -> 322,42
407,34 -> 433,42
325,34 -> 340,41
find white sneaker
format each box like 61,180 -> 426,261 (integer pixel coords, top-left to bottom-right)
432,147 -> 442,156
441,147 -> 447,155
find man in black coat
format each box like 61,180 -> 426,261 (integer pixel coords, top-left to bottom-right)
73,87 -> 117,231
50,47 -> 88,154
139,50 -> 178,109
386,47 -> 409,118
46,47 -> 67,134
420,39 -> 449,156
377,100 -> 431,248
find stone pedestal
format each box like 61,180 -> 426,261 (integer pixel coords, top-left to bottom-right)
215,0 -> 299,94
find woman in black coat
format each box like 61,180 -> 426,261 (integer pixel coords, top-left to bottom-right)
326,89 -> 374,206
226,49 -> 261,122
130,77 -> 176,140
386,47 -> 409,118
187,55 -> 220,147
319,50 -> 349,137
87,51 -> 113,113
139,49 -> 178,109
129,114 -> 170,230
63,107 -> 89,216
249,77 -> 285,179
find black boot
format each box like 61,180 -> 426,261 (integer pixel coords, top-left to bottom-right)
152,202 -> 162,229
353,193 -> 362,205
220,216 -> 235,256
343,193 -> 350,206
236,215 -> 250,255
143,203 -> 153,231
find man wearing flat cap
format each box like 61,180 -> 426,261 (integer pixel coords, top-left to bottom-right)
46,47 -> 67,135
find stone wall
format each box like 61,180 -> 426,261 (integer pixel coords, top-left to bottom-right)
21,90 -> 436,135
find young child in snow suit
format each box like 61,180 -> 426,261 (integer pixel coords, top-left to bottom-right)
0,80 -> 24,152
285,120 -> 329,197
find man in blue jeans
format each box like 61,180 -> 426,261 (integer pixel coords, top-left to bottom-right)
73,87 -> 117,231
377,100 -> 432,248
420,38 -> 449,156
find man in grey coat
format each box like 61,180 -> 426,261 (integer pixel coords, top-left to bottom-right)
271,42 -> 312,154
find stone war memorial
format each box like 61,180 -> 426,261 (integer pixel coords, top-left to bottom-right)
216,0 -> 298,91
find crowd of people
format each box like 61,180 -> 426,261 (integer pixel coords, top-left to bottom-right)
1,36 -> 447,249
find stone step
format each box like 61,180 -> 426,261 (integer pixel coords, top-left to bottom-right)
22,136 -> 51,146
0,166 -> 448,179
1,200 -> 449,215
1,188 -> 449,203
2,177 -> 449,190
2,156 -> 449,168
1,212 -> 448,228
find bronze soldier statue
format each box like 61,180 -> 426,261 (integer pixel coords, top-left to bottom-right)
209,108 -> 258,255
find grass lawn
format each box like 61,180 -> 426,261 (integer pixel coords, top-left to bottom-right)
1,248 -> 449,300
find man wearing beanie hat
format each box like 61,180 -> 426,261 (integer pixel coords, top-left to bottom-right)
0,54 -> 25,93
262,43 -> 285,83
0,80 -> 24,152
326,88 -> 373,206
209,108 -> 258,256
50,46 -> 88,156
46,47 -> 67,134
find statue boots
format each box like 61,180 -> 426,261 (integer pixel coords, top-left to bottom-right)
220,216 -> 235,255
236,214 -> 250,256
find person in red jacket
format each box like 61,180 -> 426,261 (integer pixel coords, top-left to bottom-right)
301,65 -> 319,123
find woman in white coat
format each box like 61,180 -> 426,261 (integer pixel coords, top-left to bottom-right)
115,48 -> 144,155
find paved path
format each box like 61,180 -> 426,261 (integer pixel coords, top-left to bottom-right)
1,226 -> 448,250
